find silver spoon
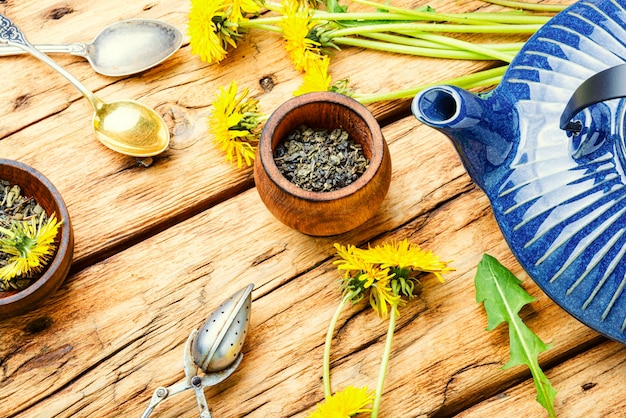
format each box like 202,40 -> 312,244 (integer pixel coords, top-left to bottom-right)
0,19 -> 183,76
0,14 -> 170,157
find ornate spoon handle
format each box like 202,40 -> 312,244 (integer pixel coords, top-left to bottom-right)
0,43 -> 87,57
0,14 -> 27,46
0,14 -> 100,108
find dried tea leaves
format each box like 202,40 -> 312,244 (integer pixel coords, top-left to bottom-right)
274,125 -> 370,192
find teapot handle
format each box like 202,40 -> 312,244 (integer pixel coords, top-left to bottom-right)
560,63 -> 626,132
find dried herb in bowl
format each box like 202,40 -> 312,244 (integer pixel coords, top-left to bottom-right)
0,179 -> 62,292
273,124 -> 370,192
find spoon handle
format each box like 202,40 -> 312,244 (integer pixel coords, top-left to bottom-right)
0,43 -> 87,57
0,14 -> 100,108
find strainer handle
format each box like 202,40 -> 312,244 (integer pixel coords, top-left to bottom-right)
140,381 -> 191,418
560,63 -> 626,132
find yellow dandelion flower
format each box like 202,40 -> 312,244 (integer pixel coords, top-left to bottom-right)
333,243 -> 370,276
308,386 -> 374,418
368,276 -> 402,319
188,0 -> 240,64
294,53 -> 332,95
279,0 -> 323,71
334,243 -> 399,317
0,214 -> 62,282
334,243 -> 391,286
359,238 -> 454,283
229,0 -> 262,23
209,81 -> 266,168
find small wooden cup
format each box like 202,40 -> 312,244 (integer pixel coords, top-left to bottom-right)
0,159 -> 74,317
254,92 -> 392,236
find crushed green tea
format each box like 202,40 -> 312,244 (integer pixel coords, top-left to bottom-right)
273,125 -> 370,192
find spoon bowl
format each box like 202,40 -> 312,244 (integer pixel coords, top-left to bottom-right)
0,19 -> 183,76
94,99 -> 170,157
0,14 -> 170,157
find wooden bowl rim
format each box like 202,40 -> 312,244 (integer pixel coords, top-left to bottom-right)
0,158 -> 72,307
258,92 -> 385,201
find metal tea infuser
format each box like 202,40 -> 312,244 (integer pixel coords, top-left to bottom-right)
141,284 -> 254,418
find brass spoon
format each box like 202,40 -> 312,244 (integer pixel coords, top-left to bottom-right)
0,14 -> 169,157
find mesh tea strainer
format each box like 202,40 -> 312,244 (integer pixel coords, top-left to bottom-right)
141,283 -> 254,418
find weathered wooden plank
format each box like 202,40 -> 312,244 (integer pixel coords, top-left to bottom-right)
458,339 -> 625,418
0,112 -> 605,417
1,1 -> 594,417
0,114 -> 467,416
0,0 -> 530,269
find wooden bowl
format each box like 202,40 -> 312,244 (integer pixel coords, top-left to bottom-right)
0,159 -> 74,317
254,92 -> 392,236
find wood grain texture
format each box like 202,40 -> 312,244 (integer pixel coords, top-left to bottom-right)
0,0 -> 520,267
458,340 -> 624,418
0,114 -> 607,417
2,0 -> 617,417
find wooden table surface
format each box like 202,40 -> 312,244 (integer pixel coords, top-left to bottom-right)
1,0 -> 624,417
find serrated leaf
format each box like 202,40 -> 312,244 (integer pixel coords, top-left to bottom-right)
475,253 -> 557,418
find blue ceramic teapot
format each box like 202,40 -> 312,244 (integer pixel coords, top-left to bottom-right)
412,0 -> 626,343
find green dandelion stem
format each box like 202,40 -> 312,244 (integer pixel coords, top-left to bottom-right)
263,2 -> 433,22
323,294 -> 351,399
481,0 -> 568,12
409,32 -> 517,62
332,36 -> 499,60
256,10 -> 496,25
310,11 -> 547,25
336,31 -> 519,62
256,9 -> 420,22
314,12 -> 441,21
360,32 -> 525,53
353,64 -> 508,104
259,1 -> 555,28
325,22 -> 544,40
361,32 -> 526,52
250,23 -> 283,33
371,305 -> 397,418
453,11 -> 555,23
350,0 -> 555,24
263,1 -> 483,24
263,0 -> 556,24
237,20 -> 284,34
242,19 -> 528,61
361,33 -> 458,50
469,41 -> 526,51
244,14 -> 283,25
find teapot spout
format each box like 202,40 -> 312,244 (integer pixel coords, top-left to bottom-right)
411,85 -> 516,191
